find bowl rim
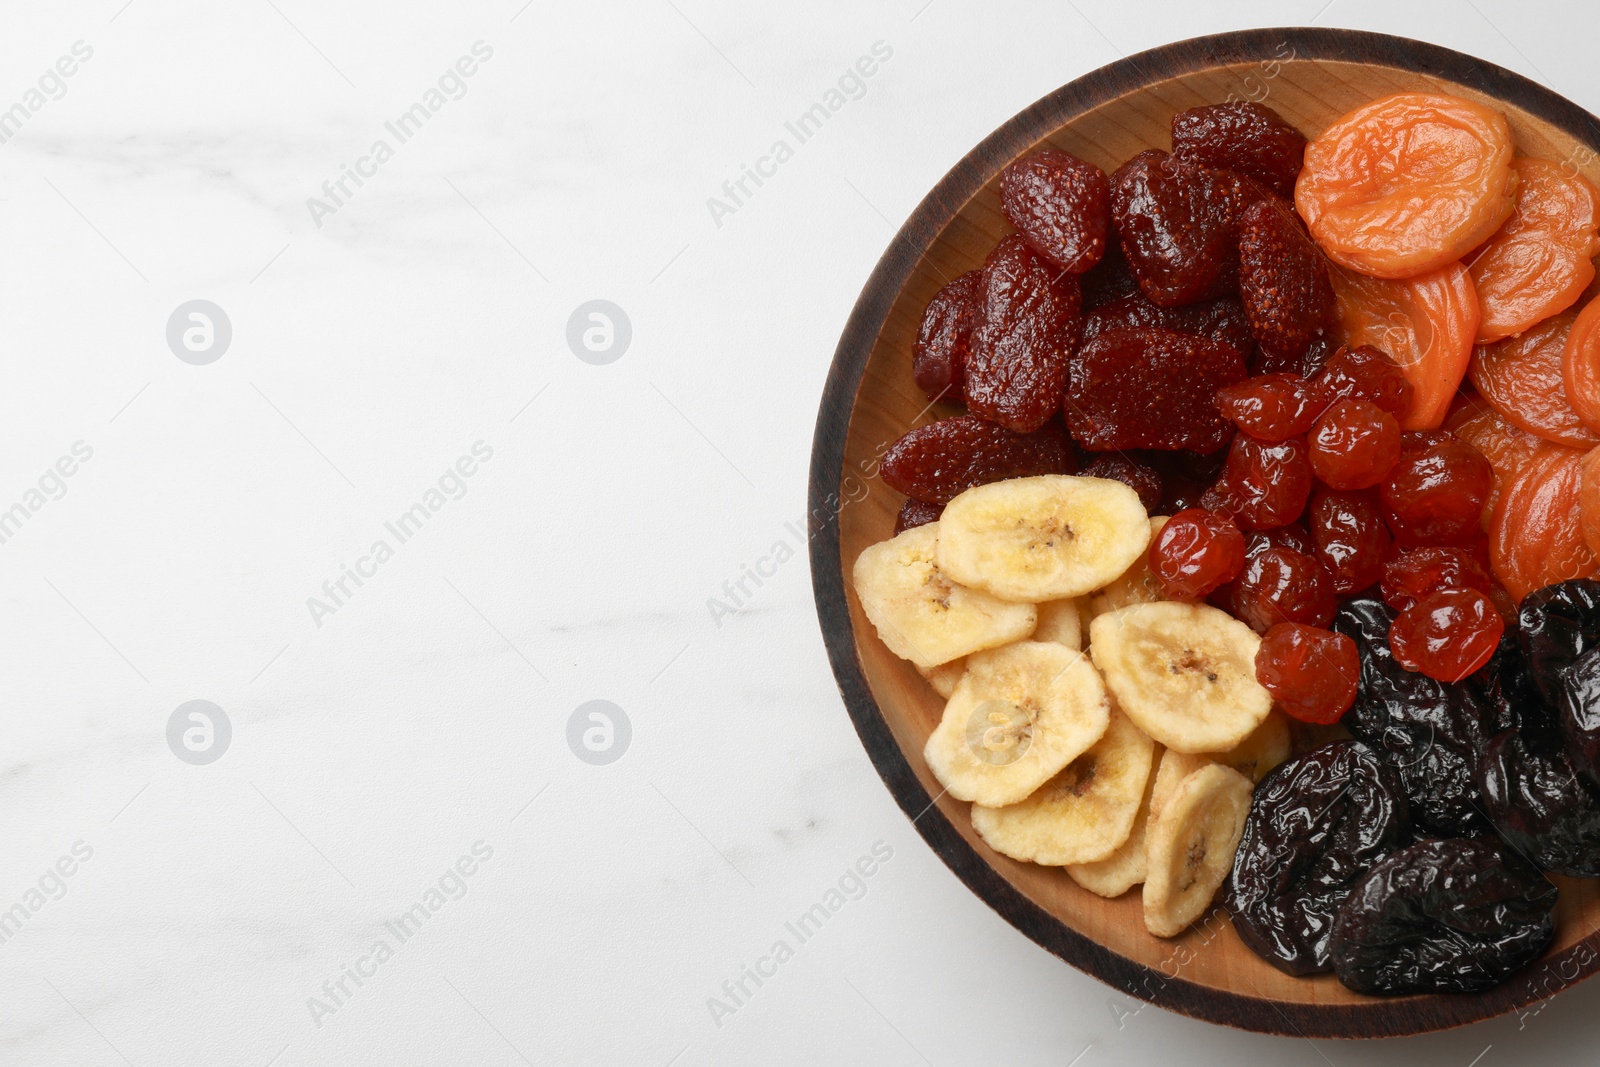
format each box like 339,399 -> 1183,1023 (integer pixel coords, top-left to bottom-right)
807,25 -> 1600,1039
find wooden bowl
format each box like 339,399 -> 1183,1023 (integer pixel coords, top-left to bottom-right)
809,27 -> 1600,1038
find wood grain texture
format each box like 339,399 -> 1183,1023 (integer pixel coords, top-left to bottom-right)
808,27 -> 1600,1038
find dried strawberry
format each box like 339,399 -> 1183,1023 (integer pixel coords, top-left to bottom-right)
1066,326 -> 1246,452
1110,150 -> 1262,307
1254,334 -> 1335,378
894,498 -> 944,534
879,415 -> 1071,503
999,149 -> 1111,275
1080,453 -> 1163,511
1079,290 -> 1252,361
1080,231 -> 1141,310
1171,101 -> 1308,199
912,270 -> 980,405
1237,196 -> 1336,363
965,236 -> 1082,432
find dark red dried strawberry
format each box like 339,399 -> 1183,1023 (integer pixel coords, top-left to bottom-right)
879,415 -> 1072,503
1079,290 -> 1252,361
1171,101 -> 1308,199
965,236 -> 1082,432
1080,453 -> 1163,511
1080,231 -> 1141,310
999,149 -> 1111,275
1110,150 -> 1264,307
1065,326 -> 1246,452
912,270 -> 980,405
1238,197 -> 1336,364
894,498 -> 944,534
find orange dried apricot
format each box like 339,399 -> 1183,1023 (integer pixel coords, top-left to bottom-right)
1328,261 -> 1479,430
1468,310 -> 1600,448
1469,157 -> 1600,343
1581,445 -> 1600,558
1445,395 -> 1550,531
1296,92 -> 1516,279
1562,294 -> 1600,435
1488,443 -> 1598,601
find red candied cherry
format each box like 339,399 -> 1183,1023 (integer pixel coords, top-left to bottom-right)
1313,344 -> 1414,419
1231,544 -> 1337,633
1308,399 -> 1402,490
1215,373 -> 1328,441
1388,587 -> 1504,681
1209,434 -> 1314,530
1148,508 -> 1247,599
1380,431 -> 1493,546
1255,623 -> 1361,724
1380,546 -> 1497,612
1308,489 -> 1391,595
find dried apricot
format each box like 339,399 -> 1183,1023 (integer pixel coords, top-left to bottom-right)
1444,395 -> 1550,528
1111,149 -> 1260,307
1172,101 -> 1307,199
1468,310 -> 1599,449
912,270 -> 980,405
966,236 -> 1083,432
1488,444 -> 1598,601
1328,262 -> 1479,430
1295,92 -> 1517,279
1000,149 -> 1112,275
1066,326 -> 1246,452
1469,157 -> 1600,343
1562,294 -> 1600,435
1237,196 -> 1337,363
1582,446 -> 1600,558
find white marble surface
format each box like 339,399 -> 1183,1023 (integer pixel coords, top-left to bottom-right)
3,1 -> 1599,1063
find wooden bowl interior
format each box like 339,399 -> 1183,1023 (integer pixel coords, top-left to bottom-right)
837,56 -> 1600,1013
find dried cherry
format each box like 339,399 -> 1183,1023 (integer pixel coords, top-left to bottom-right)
912,270 -> 980,405
1380,431 -> 1493,546
1237,196 -> 1337,364
1148,508 -> 1246,599
1226,741 -> 1409,975
1389,588 -> 1504,682
1211,433 -> 1313,530
965,235 -> 1083,432
1308,399 -> 1402,490
1230,545 -> 1336,633
999,149 -> 1111,275
1255,625 -> 1362,725
1080,453 -> 1162,511
1328,837 -> 1555,996
1172,100 -> 1307,199
1313,344 -> 1414,421
1065,326 -> 1246,452
1309,489 -> 1391,595
878,415 -> 1071,503
1381,547 -> 1495,612
1215,373 -> 1326,441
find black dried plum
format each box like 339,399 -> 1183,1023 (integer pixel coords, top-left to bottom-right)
1329,837 -> 1556,995
1479,728 -> 1600,876
1518,579 -> 1600,705
1226,741 -> 1410,975
1558,644 -> 1600,787
1332,597 -> 1491,836
1471,631 -> 1561,746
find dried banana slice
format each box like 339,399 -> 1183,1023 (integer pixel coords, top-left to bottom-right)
1088,516 -> 1171,617
923,641 -> 1110,807
1089,601 -> 1273,753
937,476 -> 1151,602
1033,597 -> 1083,650
971,708 -> 1155,866
1067,739 -> 1163,897
853,523 -> 1035,669
1207,709 -> 1291,782
1143,762 -> 1253,937
917,658 -> 966,700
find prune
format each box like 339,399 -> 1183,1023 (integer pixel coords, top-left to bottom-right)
1382,546 -> 1495,612
1557,644 -> 1600,787
1110,150 -> 1259,307
1237,197 -> 1337,364
1255,624 -> 1362,725
1309,399 -> 1402,490
1309,489 -> 1390,595
1389,588 -> 1504,682
1479,728 -> 1600,875
1172,100 -> 1307,199
1079,231 -> 1140,310
966,236 -> 1083,432
1079,453 -> 1162,511
912,270 -> 980,405
1148,507 -> 1246,599
1065,326 -> 1245,452
999,149 -> 1111,275
879,415 -> 1071,503
893,498 -> 943,534
1328,837 -> 1555,996
1517,579 -> 1600,704
1079,290 -> 1252,360
1226,741 -> 1409,975
1230,545 -> 1335,633
1381,431 -> 1493,546
1209,434 -> 1313,530
1215,373 -> 1326,441
1471,631 -> 1558,741
1332,597 -> 1491,836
